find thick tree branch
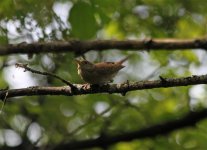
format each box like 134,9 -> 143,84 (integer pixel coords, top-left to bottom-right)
0,74 -> 207,99
53,109 -> 207,150
0,38 -> 207,55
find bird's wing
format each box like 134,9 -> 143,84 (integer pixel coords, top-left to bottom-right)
95,62 -> 124,74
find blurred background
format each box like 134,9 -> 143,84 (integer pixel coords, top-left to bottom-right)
1,0 -> 207,149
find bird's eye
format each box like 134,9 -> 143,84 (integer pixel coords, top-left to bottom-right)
84,61 -> 88,64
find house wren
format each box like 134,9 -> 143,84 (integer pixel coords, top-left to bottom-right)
76,57 -> 128,84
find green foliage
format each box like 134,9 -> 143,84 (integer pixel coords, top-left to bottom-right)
0,0 -> 207,149
69,1 -> 98,39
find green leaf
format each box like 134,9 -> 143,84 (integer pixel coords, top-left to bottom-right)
69,2 -> 98,39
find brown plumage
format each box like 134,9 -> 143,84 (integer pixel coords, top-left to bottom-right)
76,57 -> 128,84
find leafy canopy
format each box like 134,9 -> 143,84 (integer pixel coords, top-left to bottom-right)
0,0 -> 207,149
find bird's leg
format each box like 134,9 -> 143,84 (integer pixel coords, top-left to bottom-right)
81,83 -> 91,89
81,83 -> 101,90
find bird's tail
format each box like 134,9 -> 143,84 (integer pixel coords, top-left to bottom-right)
117,55 -> 131,64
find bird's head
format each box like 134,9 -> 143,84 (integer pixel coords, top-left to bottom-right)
75,59 -> 94,71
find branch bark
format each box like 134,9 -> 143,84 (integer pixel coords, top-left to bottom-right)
53,109 -> 207,150
0,38 -> 207,55
1,74 -> 207,99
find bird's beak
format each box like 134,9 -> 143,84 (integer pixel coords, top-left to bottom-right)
75,59 -> 81,64
80,56 -> 85,60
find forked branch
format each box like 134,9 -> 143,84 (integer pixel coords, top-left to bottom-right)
0,74 -> 207,99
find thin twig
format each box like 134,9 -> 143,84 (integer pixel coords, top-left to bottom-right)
15,63 -> 76,89
0,91 -> 8,115
68,106 -> 112,137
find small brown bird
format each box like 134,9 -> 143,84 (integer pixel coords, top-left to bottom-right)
76,57 -> 128,84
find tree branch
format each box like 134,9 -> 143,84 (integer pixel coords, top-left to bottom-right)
15,63 -> 75,88
53,109 -> 207,150
0,38 -> 207,55
0,74 -> 207,99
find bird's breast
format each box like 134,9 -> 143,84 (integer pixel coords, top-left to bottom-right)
79,68 -> 117,84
